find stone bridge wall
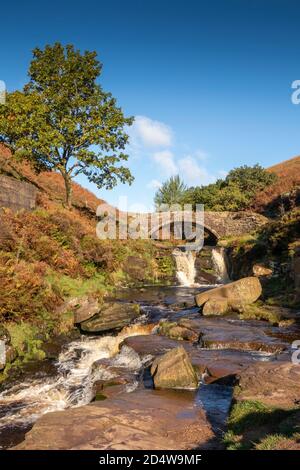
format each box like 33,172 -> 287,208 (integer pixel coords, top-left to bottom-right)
204,211 -> 268,239
0,175 -> 37,212
143,210 -> 268,240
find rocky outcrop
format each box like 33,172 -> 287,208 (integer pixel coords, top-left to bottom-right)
73,297 -> 100,323
195,277 -> 262,315
14,389 -> 216,450
235,361 -> 300,408
252,264 -> 273,277
80,302 -> 140,333
0,175 -> 37,212
124,334 -> 268,383
0,325 -> 17,370
150,346 -> 198,390
158,316 -> 291,353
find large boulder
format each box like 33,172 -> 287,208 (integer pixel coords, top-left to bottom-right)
202,298 -> 229,316
150,346 -> 198,390
195,276 -> 262,313
80,302 -> 140,333
74,297 -> 100,323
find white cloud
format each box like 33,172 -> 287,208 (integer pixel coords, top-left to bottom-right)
131,115 -> 173,148
178,156 -> 215,186
147,179 -> 162,190
153,150 -> 178,176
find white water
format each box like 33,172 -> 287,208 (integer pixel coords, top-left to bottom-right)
173,249 -> 198,287
211,247 -> 230,283
0,324 -> 152,435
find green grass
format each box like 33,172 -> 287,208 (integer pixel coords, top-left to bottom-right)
46,271 -> 109,299
224,400 -> 300,450
255,434 -> 289,450
5,322 -> 46,361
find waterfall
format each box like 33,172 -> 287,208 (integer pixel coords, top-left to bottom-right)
211,247 -> 230,283
173,249 -> 197,287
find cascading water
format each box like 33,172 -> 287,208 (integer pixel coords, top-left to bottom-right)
211,247 -> 230,283
0,324 -> 152,442
172,248 -> 198,287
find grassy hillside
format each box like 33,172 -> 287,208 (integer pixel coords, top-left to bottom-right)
252,155 -> 300,215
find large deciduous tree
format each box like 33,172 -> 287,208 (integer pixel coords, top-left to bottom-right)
0,43 -> 134,207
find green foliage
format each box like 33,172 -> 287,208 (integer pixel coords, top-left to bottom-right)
182,164 -> 277,211
0,43 -> 134,206
239,303 -> 282,324
6,322 -> 46,361
47,271 -> 107,298
156,255 -> 175,277
225,164 -> 277,194
258,208 -> 300,253
154,175 -> 187,209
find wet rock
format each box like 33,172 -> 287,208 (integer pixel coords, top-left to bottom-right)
150,346 -> 198,390
124,334 -> 265,383
92,363 -> 138,401
122,256 -> 148,282
158,321 -> 199,342
80,302 -> 140,333
41,331 -> 81,360
74,297 -> 100,323
160,316 -> 290,353
235,361 -> 300,408
195,277 -> 262,311
202,298 -> 229,316
14,389 -> 216,450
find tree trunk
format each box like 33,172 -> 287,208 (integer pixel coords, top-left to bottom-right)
62,173 -> 72,208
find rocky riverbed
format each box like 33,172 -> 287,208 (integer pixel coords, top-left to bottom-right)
0,284 -> 299,450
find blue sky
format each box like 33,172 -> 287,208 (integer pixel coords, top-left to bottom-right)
1,0 -> 300,210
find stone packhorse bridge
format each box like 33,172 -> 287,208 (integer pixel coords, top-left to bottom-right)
103,208 -> 268,242
149,211 -> 267,241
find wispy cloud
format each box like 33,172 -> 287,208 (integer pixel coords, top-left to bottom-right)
127,114 -> 217,190
147,179 -> 162,189
178,156 -> 215,185
130,115 -> 173,148
153,150 -> 177,176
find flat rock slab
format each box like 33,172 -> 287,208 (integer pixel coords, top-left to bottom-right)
174,317 -> 293,353
124,335 -> 265,382
80,302 -> 140,333
235,361 -> 300,408
14,389 -> 216,450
